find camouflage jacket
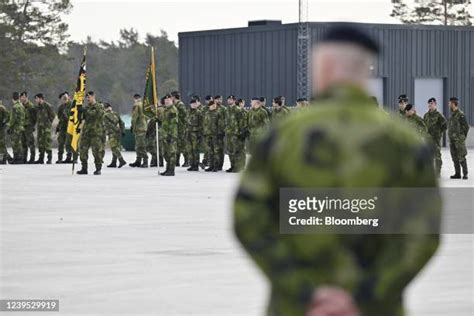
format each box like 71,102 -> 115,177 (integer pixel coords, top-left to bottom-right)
9,101 -> 26,133
161,105 -> 178,140
36,102 -> 56,130
423,109 -> 447,142
22,100 -> 37,129
234,85 -> 440,316
406,112 -> 427,135
175,100 -> 188,135
0,104 -> 9,129
57,101 -> 72,132
248,107 -> 269,133
225,105 -> 246,136
187,108 -> 203,134
272,105 -> 290,120
131,100 -> 147,134
203,108 -> 219,136
81,102 -> 105,138
104,110 -> 124,137
216,105 -> 227,136
448,109 -> 469,142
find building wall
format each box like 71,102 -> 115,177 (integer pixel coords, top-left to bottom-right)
179,22 -> 474,125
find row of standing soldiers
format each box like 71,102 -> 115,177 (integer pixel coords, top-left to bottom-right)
129,92 -> 297,176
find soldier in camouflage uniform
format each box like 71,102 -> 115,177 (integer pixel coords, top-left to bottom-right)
104,103 -> 126,168
172,91 -> 189,167
224,95 -> 246,172
34,94 -> 55,164
77,91 -> 105,175
398,94 -> 408,118
186,97 -> 203,171
0,100 -> 11,164
20,91 -> 37,163
271,96 -> 290,120
203,100 -> 220,172
129,94 -> 149,168
199,95 -> 213,169
234,26 -> 441,316
160,94 -> 179,176
448,97 -> 470,179
215,95 -> 227,170
145,97 -> 166,168
56,92 -> 74,163
423,97 -> 447,176
404,104 -> 427,135
8,92 -> 26,164
247,97 -> 270,146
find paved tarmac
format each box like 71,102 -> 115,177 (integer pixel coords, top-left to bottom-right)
0,149 -> 472,315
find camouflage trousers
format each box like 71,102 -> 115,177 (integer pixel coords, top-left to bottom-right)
146,133 -> 163,159
108,134 -> 123,160
205,135 -> 221,169
163,136 -> 177,168
449,138 -> 467,162
37,126 -> 52,153
187,132 -> 202,167
134,132 -> 147,159
428,137 -> 443,174
57,130 -> 72,157
79,134 -> 105,166
22,127 -> 35,158
177,129 -> 188,162
10,130 -> 23,158
226,134 -> 246,171
0,128 -> 10,160
215,135 -> 225,169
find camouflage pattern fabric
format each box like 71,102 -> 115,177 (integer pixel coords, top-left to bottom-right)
448,109 -> 469,162
57,101 -> 73,158
234,85 -> 441,316
79,102 -> 105,166
0,103 -> 10,161
104,110 -> 124,160
247,106 -> 270,146
131,100 -> 148,160
175,100 -> 188,163
9,101 -> 25,158
187,107 -> 203,168
203,107 -> 220,169
423,109 -> 447,174
216,105 -> 227,169
406,113 -> 427,136
272,105 -> 290,121
22,100 -> 37,159
161,105 -> 179,169
36,102 -> 55,153
225,105 -> 246,171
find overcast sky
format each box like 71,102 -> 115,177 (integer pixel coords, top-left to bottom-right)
68,0 -> 404,44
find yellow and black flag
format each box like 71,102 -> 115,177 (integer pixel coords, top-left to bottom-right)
143,47 -> 158,118
67,48 -> 87,152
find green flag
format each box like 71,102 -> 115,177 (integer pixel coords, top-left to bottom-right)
143,47 -> 158,118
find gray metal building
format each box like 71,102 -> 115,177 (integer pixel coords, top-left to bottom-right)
178,21 -> 474,124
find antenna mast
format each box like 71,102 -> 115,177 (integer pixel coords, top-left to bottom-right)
297,0 -> 311,100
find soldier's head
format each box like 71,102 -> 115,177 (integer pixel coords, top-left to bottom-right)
259,96 -> 266,106
214,95 -> 223,105
205,95 -> 213,105
279,96 -> 286,106
160,96 -> 166,106
405,103 -> 415,116
59,92 -> 70,103
227,95 -> 236,106
12,92 -> 20,102
133,94 -> 141,103
237,98 -> 245,108
312,25 -> 379,96
272,97 -> 283,109
164,94 -> 173,107
208,100 -> 217,110
251,97 -> 261,109
86,91 -> 96,104
171,91 -> 180,102
34,93 -> 45,105
449,97 -> 459,111
190,98 -> 200,109
398,94 -> 408,110
427,97 -> 437,111
20,91 -> 28,103
104,103 -> 112,112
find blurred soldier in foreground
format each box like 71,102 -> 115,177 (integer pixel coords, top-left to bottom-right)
172,91 -> 188,167
20,91 -> 37,163
224,95 -> 246,172
77,91 -> 105,175
160,94 -> 178,176
234,25 -> 441,316
56,92 -> 74,163
34,94 -> 55,164
404,103 -> 427,135
247,97 -> 269,146
423,97 -> 447,176
0,100 -> 11,164
104,103 -> 126,168
186,97 -> 203,171
448,97 -> 469,179
9,92 -> 26,164
129,94 -> 148,168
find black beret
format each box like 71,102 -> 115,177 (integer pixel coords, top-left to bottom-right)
205,95 -> 213,101
297,98 -> 307,102
321,25 -> 379,54
251,97 -> 261,101
428,97 -> 436,103
192,95 -> 201,101
405,103 -> 413,111
133,93 -> 141,99
449,97 -> 459,102
214,95 -> 222,99
164,94 -> 172,99
104,103 -> 112,108
190,98 -> 198,104
35,93 -> 44,99
227,95 -> 236,100
59,92 -> 69,99
259,97 -> 266,102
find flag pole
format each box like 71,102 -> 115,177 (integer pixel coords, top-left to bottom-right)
72,46 -> 87,175
151,47 -> 160,176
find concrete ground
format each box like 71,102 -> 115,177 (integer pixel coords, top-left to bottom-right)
0,149 -> 473,316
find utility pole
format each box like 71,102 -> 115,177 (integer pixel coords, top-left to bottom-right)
297,0 -> 311,101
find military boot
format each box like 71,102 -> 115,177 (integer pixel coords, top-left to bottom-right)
129,157 -> 141,167
107,156 -> 117,168
46,150 -> 53,164
0,154 -> 6,165
461,160 -> 468,180
93,164 -> 102,175
77,163 -> 88,175
63,153 -> 72,164
140,156 -> 149,168
161,163 -> 175,176
35,152 -> 45,164
187,163 -> 199,171
56,153 -> 64,164
176,153 -> 181,167
27,149 -> 36,164
150,154 -> 158,167
450,161 -> 461,179
159,155 -> 164,167
7,154 -> 14,164
118,158 -> 127,168
182,156 -> 190,168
